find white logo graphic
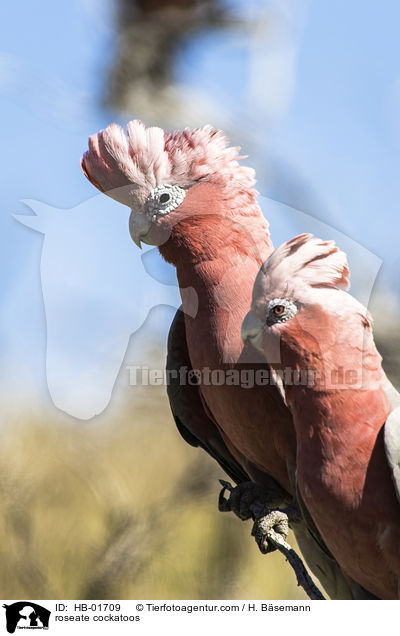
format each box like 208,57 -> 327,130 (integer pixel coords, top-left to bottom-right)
15,195 -> 196,419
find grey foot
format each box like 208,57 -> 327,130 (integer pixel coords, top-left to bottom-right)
252,509 -> 289,554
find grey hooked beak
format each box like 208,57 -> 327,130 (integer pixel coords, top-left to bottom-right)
129,211 -> 153,248
241,311 -> 264,345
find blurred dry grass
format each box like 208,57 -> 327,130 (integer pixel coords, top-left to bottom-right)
0,386 -> 307,600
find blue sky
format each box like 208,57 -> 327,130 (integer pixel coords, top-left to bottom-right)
271,1 -> 400,261
1,0 -> 400,417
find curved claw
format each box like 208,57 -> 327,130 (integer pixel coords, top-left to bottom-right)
252,510 -> 289,555
218,480 -> 233,512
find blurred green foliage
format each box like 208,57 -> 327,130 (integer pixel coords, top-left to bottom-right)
0,388 -> 308,600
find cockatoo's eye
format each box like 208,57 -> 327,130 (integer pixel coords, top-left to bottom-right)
266,298 -> 297,325
146,184 -> 186,221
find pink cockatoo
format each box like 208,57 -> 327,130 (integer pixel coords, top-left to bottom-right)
242,233 -> 400,599
81,121 -> 371,599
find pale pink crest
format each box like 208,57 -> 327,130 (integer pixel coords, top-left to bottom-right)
81,120 -> 257,212
261,233 -> 350,293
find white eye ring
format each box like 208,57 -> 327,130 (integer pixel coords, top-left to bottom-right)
266,298 -> 297,325
146,184 -> 186,221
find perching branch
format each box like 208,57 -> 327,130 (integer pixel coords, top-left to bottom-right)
219,480 -> 325,601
